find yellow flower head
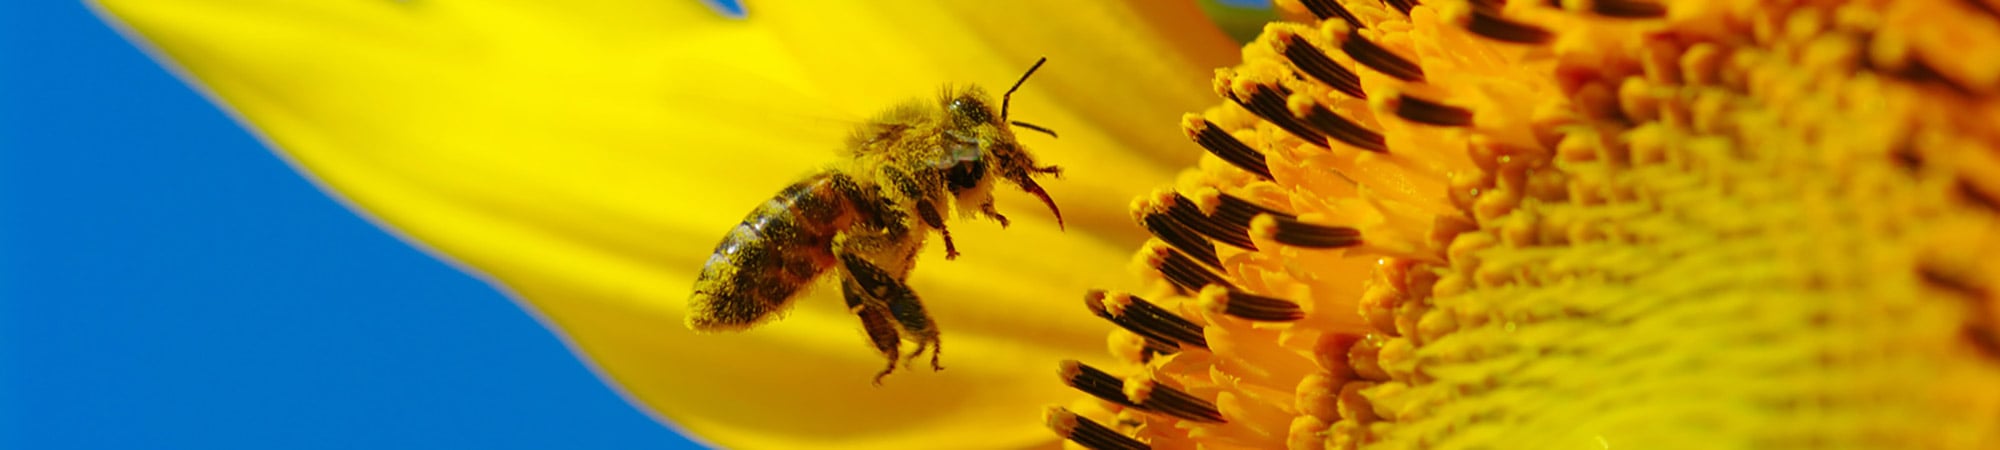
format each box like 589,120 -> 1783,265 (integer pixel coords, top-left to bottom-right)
1049,0 -> 2000,449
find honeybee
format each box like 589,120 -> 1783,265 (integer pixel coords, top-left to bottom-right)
685,59 -> 1064,384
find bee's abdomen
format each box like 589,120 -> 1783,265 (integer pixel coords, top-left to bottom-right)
687,172 -> 859,331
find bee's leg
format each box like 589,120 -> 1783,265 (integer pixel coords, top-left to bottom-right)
1031,164 -> 1063,177
980,201 -> 1012,228
841,278 -> 903,385
915,200 -> 959,260
837,251 -> 945,371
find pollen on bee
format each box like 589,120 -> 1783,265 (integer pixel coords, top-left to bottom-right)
686,59 -> 1066,384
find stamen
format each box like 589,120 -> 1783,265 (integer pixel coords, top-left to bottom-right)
1968,324 -> 2000,360
1045,406 -> 1150,450
1886,56 -> 1978,96
1892,143 -> 1924,171
1962,0 -> 2000,18
1551,0 -> 1668,19
1922,265 -> 2000,359
1148,244 -> 1240,293
1086,290 -> 1211,350
1385,0 -> 1418,16
1205,189 -> 1298,225
1292,98 -> 1389,152
1253,214 -> 1365,249
1272,28 -> 1366,99
1960,179 -> 2000,211
1173,189 -> 1314,252
1384,91 -> 1475,127
1456,5 -> 1554,45
1061,360 -> 1137,408
1227,80 -> 1330,147
1164,193 -> 1258,250
1183,115 -> 1274,180
1334,25 -> 1426,82
1298,0 -> 1364,29
1202,286 -> 1308,321
1141,206 -> 1222,268
1919,265 -> 1989,298
1125,377 -> 1230,424
1059,361 -> 1227,423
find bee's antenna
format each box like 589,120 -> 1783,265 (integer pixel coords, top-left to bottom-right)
1009,120 -> 1059,138
1001,57 -> 1047,122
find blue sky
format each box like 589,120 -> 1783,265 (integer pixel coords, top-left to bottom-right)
1,3 -> 703,448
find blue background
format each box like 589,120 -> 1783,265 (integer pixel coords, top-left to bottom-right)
1,2 -> 705,449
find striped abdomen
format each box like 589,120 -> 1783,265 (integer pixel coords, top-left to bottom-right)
686,171 -> 861,331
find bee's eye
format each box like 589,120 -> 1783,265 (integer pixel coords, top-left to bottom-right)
946,157 -> 986,191
950,97 -> 993,124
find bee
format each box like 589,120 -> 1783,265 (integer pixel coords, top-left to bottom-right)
685,58 -> 1064,384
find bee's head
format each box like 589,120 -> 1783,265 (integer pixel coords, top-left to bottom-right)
935,58 -> 1065,228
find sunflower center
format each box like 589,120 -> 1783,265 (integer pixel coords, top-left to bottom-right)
1049,0 -> 2000,448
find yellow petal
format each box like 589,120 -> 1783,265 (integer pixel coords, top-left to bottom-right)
93,0 -> 1234,447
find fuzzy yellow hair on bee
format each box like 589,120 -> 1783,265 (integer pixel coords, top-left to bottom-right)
686,58 -> 1062,384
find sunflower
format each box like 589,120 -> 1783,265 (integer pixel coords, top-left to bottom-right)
94,0 -> 2000,449
1048,0 -> 2000,449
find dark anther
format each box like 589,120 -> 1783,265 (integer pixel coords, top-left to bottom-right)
1919,264 -> 1988,298
1154,247 -> 1239,294
1299,0 -> 1364,29
1961,0 -> 2000,18
1059,361 -> 1227,424
1060,360 -> 1136,408
1215,289 -> 1307,321
1143,213 -> 1221,268
1212,191 -> 1297,224
1584,0 -> 1668,18
1959,179 -> 2000,211
1164,194 -> 1258,250
1175,190 -> 1304,251
1967,324 -> 2000,361
1264,214 -> 1365,249
1299,104 -> 1389,152
1391,92 -> 1474,126
1891,55 -> 1979,97
1275,32 -> 1367,100
1183,116 -> 1273,180
1919,264 -> 2000,360
1464,7 -> 1554,44
1141,381 -> 1231,424
1085,291 -> 1211,350
1229,83 -> 1329,147
1385,0 -> 1419,16
1341,28 -> 1426,82
1892,145 -> 1924,171
1046,407 -> 1151,450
